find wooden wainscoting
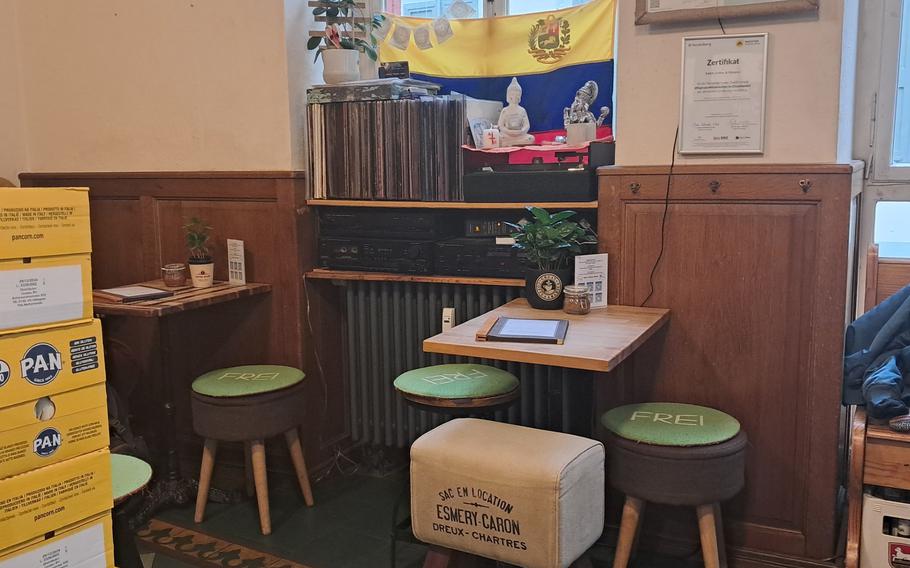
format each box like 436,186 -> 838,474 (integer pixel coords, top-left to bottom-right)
597,163 -> 863,567
19,172 -> 349,482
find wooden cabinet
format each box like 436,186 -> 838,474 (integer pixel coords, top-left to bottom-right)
598,164 -> 862,566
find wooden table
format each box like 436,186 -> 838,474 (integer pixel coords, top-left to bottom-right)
93,280 -> 271,317
424,298 -> 669,372
94,279 -> 271,520
423,298 -> 670,433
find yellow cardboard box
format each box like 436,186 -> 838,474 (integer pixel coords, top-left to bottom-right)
0,383 -> 109,480
0,449 -> 112,550
0,254 -> 94,334
0,319 -> 105,409
0,512 -> 113,568
0,187 -> 92,260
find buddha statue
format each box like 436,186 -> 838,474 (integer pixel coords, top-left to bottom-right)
497,77 -> 535,147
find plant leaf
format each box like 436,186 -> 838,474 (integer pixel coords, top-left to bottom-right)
529,206 -> 551,224
307,36 -> 323,50
549,210 -> 576,223
361,43 -> 378,61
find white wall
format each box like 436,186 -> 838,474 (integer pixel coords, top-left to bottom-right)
10,0 -> 296,173
0,1 -> 27,185
615,2 -> 850,165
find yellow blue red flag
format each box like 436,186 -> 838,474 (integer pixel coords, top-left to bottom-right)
380,0 -> 615,133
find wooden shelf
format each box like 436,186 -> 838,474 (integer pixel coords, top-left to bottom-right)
305,268 -> 524,287
305,199 -> 598,210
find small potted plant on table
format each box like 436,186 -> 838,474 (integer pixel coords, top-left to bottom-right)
184,217 -> 214,288
508,207 -> 597,310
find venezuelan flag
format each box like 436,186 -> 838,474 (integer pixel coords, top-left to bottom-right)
380,0 -> 615,134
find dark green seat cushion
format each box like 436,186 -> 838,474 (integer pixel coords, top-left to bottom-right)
191,365 -> 305,397
393,364 -> 519,400
111,453 -> 153,501
601,402 -> 741,447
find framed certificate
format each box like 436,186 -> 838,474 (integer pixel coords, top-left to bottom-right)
679,33 -> 768,154
636,0 -> 817,25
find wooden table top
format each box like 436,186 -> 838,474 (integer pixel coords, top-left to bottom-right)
423,298 -> 670,372
93,280 -> 271,318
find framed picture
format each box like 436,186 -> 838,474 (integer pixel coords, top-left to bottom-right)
635,0 -> 818,25
678,33 -> 768,154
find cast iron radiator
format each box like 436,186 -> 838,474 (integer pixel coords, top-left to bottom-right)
342,280 -> 586,448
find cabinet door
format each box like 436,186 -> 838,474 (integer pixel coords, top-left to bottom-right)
599,173 -> 851,559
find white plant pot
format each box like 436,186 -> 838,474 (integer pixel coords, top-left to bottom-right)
188,262 -> 214,288
322,49 -> 361,84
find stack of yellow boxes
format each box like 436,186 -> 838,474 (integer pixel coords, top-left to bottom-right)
0,187 -> 115,567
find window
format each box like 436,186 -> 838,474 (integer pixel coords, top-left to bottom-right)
894,4 -> 910,166
875,202 -> 910,258
383,0 -> 482,18
871,0 -> 910,180
506,0 -> 588,15
381,0 -> 589,18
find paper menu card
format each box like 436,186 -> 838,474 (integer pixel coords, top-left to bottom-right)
574,253 -> 608,308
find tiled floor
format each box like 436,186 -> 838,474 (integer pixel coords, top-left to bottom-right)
143,472 -> 696,568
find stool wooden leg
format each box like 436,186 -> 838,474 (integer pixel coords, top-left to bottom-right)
713,502 -> 728,568
697,503 -> 721,568
612,496 -> 644,568
194,439 -> 217,523
243,441 -> 254,497
285,427 -> 315,507
250,439 -> 271,535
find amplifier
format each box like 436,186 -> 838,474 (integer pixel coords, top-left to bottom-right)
435,238 -> 526,278
464,216 -> 515,238
319,237 -> 434,274
319,208 -> 454,239
464,166 -> 594,203
463,212 -> 596,238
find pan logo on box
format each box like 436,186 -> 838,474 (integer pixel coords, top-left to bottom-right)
20,343 -> 62,385
0,359 -> 10,387
33,427 -> 62,457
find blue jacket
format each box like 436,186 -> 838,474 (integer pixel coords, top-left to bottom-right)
844,284 -> 910,418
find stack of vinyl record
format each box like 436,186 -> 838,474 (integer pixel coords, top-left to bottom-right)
308,95 -> 466,201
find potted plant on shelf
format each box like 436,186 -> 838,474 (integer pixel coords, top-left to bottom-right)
507,207 -> 597,310
306,1 -> 385,84
184,217 -> 214,289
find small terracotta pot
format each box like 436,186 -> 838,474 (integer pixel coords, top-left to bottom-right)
188,259 -> 214,288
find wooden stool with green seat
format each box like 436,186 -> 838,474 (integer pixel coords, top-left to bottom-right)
390,363 -> 520,568
111,453 -> 153,568
601,403 -> 747,568
190,365 -> 315,535
393,363 -> 520,414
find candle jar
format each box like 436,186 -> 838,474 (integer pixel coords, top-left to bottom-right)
563,284 -> 591,315
161,263 -> 187,287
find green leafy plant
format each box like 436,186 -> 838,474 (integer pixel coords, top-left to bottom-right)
184,217 -> 213,262
506,207 -> 597,271
306,1 -> 385,62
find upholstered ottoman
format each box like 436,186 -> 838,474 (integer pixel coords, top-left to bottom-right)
410,418 -> 605,568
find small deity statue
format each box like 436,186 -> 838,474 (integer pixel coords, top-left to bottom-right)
497,77 -> 535,147
563,80 -> 610,129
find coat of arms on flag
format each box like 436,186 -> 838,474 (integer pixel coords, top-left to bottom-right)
528,15 -> 571,64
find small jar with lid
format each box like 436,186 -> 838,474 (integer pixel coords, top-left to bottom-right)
563,284 -> 591,315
